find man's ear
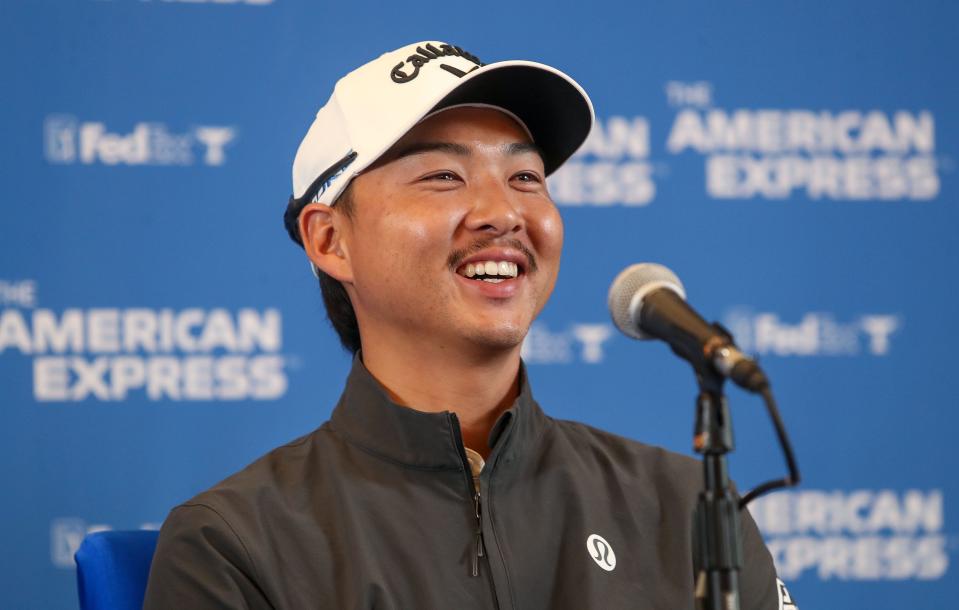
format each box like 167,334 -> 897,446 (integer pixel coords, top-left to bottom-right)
299,203 -> 353,283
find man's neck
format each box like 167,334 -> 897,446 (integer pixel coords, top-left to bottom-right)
360,340 -> 521,459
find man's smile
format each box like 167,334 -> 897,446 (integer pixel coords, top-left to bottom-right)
450,245 -> 533,298
457,260 -> 520,283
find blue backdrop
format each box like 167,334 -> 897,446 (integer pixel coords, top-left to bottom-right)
2,1 -> 956,608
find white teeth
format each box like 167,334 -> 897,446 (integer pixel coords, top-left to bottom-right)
483,278 -> 505,283
458,260 -> 521,279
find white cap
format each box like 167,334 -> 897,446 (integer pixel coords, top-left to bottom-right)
286,40 -> 594,239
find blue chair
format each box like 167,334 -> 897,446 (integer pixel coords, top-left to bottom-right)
75,530 -> 160,610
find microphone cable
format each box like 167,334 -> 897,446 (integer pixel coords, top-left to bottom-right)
738,385 -> 801,509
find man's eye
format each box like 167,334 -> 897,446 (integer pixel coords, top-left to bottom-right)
513,171 -> 542,183
425,171 -> 460,182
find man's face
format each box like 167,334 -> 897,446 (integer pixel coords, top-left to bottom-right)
338,106 -> 564,354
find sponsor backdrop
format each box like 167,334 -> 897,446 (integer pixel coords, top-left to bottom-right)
2,1 -> 956,608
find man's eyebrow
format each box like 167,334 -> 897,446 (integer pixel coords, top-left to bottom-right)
387,141 -> 545,163
389,141 -> 471,161
505,142 -> 545,159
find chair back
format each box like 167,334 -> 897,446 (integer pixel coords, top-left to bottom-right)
75,529 -> 160,610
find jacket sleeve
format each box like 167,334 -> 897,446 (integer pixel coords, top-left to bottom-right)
738,505 -> 788,610
143,503 -> 273,610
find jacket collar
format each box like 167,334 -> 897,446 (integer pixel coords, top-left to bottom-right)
329,354 -> 548,471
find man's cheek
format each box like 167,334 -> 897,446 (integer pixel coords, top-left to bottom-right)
537,207 -> 564,251
380,218 -> 441,252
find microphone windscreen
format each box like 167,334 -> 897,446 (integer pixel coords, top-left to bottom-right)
607,263 -> 686,340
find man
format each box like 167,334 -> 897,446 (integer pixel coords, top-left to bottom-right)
145,41 -> 790,609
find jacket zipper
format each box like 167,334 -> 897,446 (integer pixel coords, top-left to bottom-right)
448,413 -> 486,577
472,489 -> 485,577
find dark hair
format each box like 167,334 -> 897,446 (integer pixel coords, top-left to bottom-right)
283,184 -> 362,354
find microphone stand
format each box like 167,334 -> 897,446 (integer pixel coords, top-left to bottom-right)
692,365 -> 742,610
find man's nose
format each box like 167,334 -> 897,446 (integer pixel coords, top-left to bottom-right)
463,177 -> 524,236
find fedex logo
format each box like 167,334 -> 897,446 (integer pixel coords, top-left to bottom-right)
44,115 -> 236,167
723,308 -> 900,357
522,322 -> 614,364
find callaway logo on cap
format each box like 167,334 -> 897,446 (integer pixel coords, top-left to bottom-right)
284,40 -> 594,248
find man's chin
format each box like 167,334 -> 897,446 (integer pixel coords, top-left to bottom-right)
461,322 -> 530,353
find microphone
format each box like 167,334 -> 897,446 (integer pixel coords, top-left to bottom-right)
607,263 -> 769,392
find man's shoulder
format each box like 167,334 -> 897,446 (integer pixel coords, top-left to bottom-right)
544,416 -> 701,495
170,423 -> 337,527
548,416 -> 699,468
148,425 -> 343,608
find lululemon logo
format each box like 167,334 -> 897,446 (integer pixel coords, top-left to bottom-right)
586,534 -> 616,571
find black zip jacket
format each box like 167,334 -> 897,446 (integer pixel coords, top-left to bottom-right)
144,359 -> 782,609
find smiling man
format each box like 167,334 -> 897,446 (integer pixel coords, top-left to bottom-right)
144,42 -> 789,609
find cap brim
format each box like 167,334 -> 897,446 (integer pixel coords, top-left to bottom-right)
428,60 -> 594,175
